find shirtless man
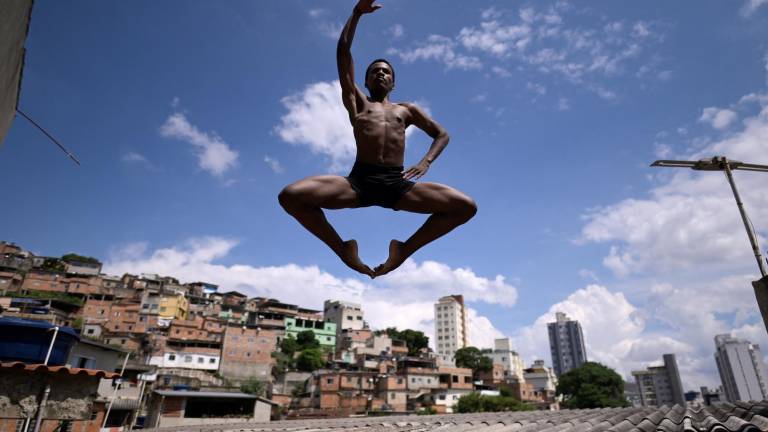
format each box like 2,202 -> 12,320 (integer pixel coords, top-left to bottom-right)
278,0 -> 477,278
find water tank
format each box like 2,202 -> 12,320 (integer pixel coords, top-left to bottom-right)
0,317 -> 80,365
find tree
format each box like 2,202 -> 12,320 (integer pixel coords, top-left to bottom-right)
280,335 -> 300,357
296,347 -> 325,372
377,327 -> 429,356
61,253 -> 100,264
240,377 -> 266,396
296,330 -> 320,350
40,258 -> 65,273
454,347 -> 493,379
455,392 -> 532,413
556,362 -> 629,409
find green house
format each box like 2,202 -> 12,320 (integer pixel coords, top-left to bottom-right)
284,317 -> 337,348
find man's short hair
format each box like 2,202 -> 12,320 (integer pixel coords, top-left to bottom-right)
365,58 -> 395,83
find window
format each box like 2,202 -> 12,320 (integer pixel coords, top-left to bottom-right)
346,316 -> 353,321
160,306 -> 167,312
347,377 -> 352,383
197,357 -> 204,363
357,316 -> 362,320
438,394 -> 446,400
184,356 -> 192,362
397,378 -> 403,384
168,354 -> 176,361
246,352 -> 251,357
452,376 -> 458,383
150,304 -> 158,309
209,358 -> 216,363
86,328 -> 94,335
326,337 -> 331,341
327,378 -> 334,384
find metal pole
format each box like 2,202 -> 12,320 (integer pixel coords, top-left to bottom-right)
43,327 -> 59,366
722,159 -> 768,277
128,378 -> 147,430
31,384 -> 50,432
102,353 -> 131,429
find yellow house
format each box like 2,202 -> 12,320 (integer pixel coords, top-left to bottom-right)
159,294 -> 189,320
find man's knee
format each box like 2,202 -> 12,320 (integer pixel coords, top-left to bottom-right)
457,196 -> 478,221
278,184 -> 304,213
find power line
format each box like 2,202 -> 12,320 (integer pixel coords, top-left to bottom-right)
15,108 -> 80,166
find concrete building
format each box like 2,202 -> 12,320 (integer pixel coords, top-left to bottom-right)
146,390 -> 275,428
434,295 -> 468,365
219,326 -> 278,381
324,299 -> 365,343
714,334 -> 768,402
0,362 -> 118,432
285,316 -> 337,349
547,312 -> 587,377
631,354 -> 685,407
523,360 -> 557,393
0,0 -> 33,147
484,338 -> 525,381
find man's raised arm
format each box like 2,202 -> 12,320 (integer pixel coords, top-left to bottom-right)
337,0 -> 381,123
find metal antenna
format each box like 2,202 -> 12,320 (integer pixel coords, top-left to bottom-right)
15,108 -> 81,166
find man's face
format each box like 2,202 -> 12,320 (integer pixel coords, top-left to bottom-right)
366,62 -> 395,93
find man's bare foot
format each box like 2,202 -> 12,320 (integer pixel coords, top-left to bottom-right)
373,240 -> 407,277
338,240 -> 374,277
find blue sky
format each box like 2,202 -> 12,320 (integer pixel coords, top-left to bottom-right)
3,0 -> 768,390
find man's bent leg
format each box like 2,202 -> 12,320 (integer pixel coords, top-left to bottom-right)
374,182 -> 477,276
278,175 -> 373,277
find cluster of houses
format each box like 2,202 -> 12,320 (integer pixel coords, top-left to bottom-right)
0,240 -> 558,430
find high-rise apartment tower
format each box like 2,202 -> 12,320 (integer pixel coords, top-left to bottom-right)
715,334 -> 768,402
434,295 -> 468,364
547,312 -> 587,377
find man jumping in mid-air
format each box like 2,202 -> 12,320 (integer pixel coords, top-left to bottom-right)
279,0 -> 477,278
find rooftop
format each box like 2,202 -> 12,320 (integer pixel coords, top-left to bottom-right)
0,361 -> 120,379
141,402 -> 768,432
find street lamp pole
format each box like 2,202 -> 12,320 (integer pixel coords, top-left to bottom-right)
651,156 -> 768,332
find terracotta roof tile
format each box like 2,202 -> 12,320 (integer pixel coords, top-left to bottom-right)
0,361 -> 120,379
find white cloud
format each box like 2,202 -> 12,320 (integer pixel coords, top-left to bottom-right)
122,151 -> 160,172
388,24 -> 404,39
557,97 -> 570,111
387,35 -> 482,71
514,285 -> 645,375
104,237 -> 514,352
526,82 -> 547,96
741,0 -> 768,17
388,5 -> 665,99
275,80 -> 423,171
307,8 -> 342,39
264,155 -> 284,174
160,112 -> 239,177
575,94 -> 768,388
699,107 -> 738,130
275,81 -> 355,172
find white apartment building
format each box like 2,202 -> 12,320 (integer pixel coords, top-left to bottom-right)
715,334 -> 768,402
434,295 -> 468,365
486,338 -> 525,381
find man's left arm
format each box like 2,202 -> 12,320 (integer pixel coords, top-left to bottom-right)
402,103 -> 449,180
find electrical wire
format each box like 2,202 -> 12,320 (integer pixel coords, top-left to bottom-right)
15,108 -> 80,166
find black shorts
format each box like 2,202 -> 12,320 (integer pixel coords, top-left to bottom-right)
346,161 -> 415,210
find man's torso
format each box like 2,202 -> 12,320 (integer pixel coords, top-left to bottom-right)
353,99 -> 411,166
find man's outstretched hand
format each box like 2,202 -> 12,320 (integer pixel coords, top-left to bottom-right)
355,0 -> 382,14
403,161 -> 430,181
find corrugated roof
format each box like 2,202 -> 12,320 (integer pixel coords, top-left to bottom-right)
154,390 -> 257,399
141,402 -> 768,432
0,361 -> 120,379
